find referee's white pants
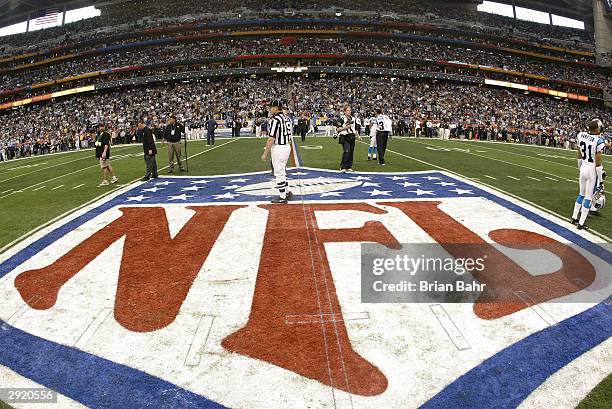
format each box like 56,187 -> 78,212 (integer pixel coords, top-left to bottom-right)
272,144 -> 291,198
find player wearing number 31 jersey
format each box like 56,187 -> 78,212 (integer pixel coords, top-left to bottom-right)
571,119 -> 606,230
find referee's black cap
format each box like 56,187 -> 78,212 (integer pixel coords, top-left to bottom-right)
269,99 -> 283,108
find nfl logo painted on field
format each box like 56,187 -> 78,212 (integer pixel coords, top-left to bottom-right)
0,168 -> 610,409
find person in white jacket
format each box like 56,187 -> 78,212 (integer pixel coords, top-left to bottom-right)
368,117 -> 378,161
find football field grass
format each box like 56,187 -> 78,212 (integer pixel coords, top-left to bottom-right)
0,135 -> 609,407
0,135 -> 608,252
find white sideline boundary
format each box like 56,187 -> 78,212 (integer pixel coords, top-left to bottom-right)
411,136 -> 610,157
439,139 -> 579,169
407,138 -> 578,182
0,139 -> 238,255
356,139 -> 611,242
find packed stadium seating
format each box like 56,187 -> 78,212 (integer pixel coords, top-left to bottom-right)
0,0 -> 609,160
0,36 -> 608,97
2,76 -> 611,159
0,0 -> 593,56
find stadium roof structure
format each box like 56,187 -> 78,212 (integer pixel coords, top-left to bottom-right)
483,0 -> 594,22
0,0 -> 596,28
0,0 -> 106,26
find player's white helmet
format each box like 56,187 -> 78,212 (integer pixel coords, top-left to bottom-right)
592,118 -> 603,132
592,191 -> 606,211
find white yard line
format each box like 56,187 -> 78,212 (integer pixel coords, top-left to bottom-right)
72,184 -> 86,190
0,145 -> 139,184
508,176 -> 521,181
0,146 -> 100,166
0,147 -> 148,200
527,176 -> 541,181
0,165 -> 100,200
447,139 -> 578,169
407,139 -> 578,182
0,161 -> 48,175
0,141 -> 213,197
0,143 -> 155,169
0,139 -> 239,253
51,185 -> 65,191
0,139 -> 240,170
483,175 -> 497,180
356,140 -> 611,242
434,137 -> 593,157
545,176 -> 558,181
31,186 -> 46,192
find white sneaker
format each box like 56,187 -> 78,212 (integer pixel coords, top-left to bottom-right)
347,169 -> 355,172
110,176 -> 118,184
98,180 -> 110,187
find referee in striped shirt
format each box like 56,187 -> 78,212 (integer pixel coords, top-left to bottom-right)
261,99 -> 294,204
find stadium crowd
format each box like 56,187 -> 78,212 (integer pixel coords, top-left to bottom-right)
0,0 -> 607,163
1,76 -> 610,161
0,0 -> 593,59
1,38 -> 608,97
0,13 -> 595,72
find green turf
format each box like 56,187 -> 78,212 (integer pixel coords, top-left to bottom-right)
0,136 -> 609,249
300,136 -> 610,239
297,136 -> 431,173
0,139 -> 272,249
386,138 -> 609,238
0,135 -> 609,408
0,401 -> 13,409
576,374 -> 612,409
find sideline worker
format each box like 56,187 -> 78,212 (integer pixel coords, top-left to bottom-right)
139,119 -> 158,181
163,115 -> 185,173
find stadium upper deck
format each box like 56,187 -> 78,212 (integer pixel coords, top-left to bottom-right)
0,0 -> 595,59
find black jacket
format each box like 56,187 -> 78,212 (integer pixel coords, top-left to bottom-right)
164,123 -> 184,143
298,118 -> 308,131
206,119 -> 218,133
142,127 -> 157,155
152,126 -> 163,140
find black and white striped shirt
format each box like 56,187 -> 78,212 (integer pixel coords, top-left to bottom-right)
269,112 -> 293,145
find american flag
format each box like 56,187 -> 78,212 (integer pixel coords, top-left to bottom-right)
35,8 -> 61,26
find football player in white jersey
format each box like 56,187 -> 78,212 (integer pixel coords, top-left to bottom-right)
368,116 -> 378,161
571,119 -> 606,230
375,108 -> 393,165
